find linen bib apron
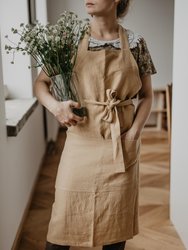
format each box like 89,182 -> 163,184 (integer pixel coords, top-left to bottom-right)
47,25 -> 142,247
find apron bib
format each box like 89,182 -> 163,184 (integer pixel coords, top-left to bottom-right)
47,25 -> 142,247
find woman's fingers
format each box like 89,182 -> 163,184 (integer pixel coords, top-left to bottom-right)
64,123 -> 71,127
67,102 -> 84,122
68,101 -> 85,121
68,100 -> 81,109
53,100 -> 85,126
68,112 -> 83,122
63,115 -> 78,127
69,120 -> 77,126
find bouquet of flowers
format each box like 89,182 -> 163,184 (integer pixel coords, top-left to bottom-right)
5,11 -> 89,116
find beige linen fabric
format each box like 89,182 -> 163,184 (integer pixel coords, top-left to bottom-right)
47,25 -> 142,247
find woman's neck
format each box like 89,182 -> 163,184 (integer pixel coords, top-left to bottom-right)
90,17 -> 119,41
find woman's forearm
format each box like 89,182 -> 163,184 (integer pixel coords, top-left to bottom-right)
34,73 -> 58,115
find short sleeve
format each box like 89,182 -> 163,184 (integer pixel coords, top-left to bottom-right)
130,36 -> 157,77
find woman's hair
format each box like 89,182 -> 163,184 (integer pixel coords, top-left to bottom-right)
117,0 -> 131,18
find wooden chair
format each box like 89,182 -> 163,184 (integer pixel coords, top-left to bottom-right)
145,87 -> 167,131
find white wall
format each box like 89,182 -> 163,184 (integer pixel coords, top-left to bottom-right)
0,1 -> 47,250
0,29 -> 7,250
0,0 -> 33,99
170,0 -> 188,248
0,105 -> 45,250
36,0 -> 48,24
0,30 -> 46,250
47,0 -> 174,88
0,29 -> 46,249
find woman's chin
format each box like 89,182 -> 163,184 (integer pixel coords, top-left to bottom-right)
85,8 -> 99,16
86,10 -> 95,16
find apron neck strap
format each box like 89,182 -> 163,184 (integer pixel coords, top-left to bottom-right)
118,25 -> 129,50
78,24 -> 129,52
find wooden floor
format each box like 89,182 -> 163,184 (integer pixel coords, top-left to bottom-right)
17,129 -> 186,250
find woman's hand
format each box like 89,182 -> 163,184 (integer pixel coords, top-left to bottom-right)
51,100 -> 85,127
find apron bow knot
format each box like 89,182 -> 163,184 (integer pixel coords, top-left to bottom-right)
102,89 -> 121,123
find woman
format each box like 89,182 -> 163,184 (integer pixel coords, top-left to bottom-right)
34,0 -> 156,249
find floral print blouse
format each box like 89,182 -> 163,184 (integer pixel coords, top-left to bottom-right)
88,29 -> 157,77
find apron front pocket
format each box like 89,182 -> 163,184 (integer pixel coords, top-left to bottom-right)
121,137 -> 140,170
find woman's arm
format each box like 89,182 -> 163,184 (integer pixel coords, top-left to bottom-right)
33,70 -> 84,127
124,74 -> 153,140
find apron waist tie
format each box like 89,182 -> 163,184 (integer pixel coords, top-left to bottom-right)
84,89 -> 134,172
